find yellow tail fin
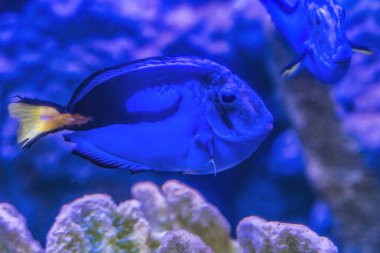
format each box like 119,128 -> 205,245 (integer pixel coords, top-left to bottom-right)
8,101 -> 90,149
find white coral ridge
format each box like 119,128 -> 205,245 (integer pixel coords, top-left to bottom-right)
0,203 -> 43,253
1,180 -> 339,253
237,216 -> 339,253
45,194 -> 150,253
157,230 -> 214,253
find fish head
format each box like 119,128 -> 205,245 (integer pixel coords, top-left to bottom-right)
306,0 -> 351,82
205,70 -> 273,146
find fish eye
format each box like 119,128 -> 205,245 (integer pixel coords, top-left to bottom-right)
315,15 -> 321,25
219,90 -> 236,104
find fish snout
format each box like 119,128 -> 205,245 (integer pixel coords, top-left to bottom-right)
333,57 -> 350,66
247,95 -> 274,135
332,47 -> 351,66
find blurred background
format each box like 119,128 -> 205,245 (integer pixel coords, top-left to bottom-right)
0,0 -> 379,252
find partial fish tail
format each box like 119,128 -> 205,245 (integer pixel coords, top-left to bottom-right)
8,99 -> 90,149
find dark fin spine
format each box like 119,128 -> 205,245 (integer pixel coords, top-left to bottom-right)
281,61 -> 302,79
8,97 -> 90,150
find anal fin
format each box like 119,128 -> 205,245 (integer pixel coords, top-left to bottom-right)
64,133 -> 151,172
281,49 -> 308,79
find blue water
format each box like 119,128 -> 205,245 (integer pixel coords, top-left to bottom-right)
1,0 -> 379,249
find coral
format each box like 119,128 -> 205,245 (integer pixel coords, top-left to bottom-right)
157,230 -> 213,253
46,180 -> 237,252
161,180 -> 238,253
237,216 -> 338,253
46,194 -> 150,253
0,203 -> 43,253
2,180 -> 337,252
131,181 -> 169,235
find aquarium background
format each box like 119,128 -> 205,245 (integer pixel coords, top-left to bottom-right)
0,0 -> 379,252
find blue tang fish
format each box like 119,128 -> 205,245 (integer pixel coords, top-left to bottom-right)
260,0 -> 372,83
8,56 -> 273,174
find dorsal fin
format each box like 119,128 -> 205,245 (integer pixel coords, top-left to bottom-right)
67,56 -> 169,110
66,56 -> 217,110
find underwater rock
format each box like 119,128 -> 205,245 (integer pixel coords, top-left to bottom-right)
237,216 -> 338,253
157,230 -> 214,253
45,194 -> 150,253
0,203 -> 43,253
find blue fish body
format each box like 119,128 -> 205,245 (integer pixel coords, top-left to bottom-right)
9,56 -> 273,174
260,0 -> 353,83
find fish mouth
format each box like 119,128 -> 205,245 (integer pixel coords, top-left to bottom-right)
332,51 -> 351,66
333,58 -> 350,65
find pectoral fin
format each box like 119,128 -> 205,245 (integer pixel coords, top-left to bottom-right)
274,0 -> 300,14
281,50 -> 308,79
350,42 -> 373,55
63,133 -> 151,172
186,125 -> 217,175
